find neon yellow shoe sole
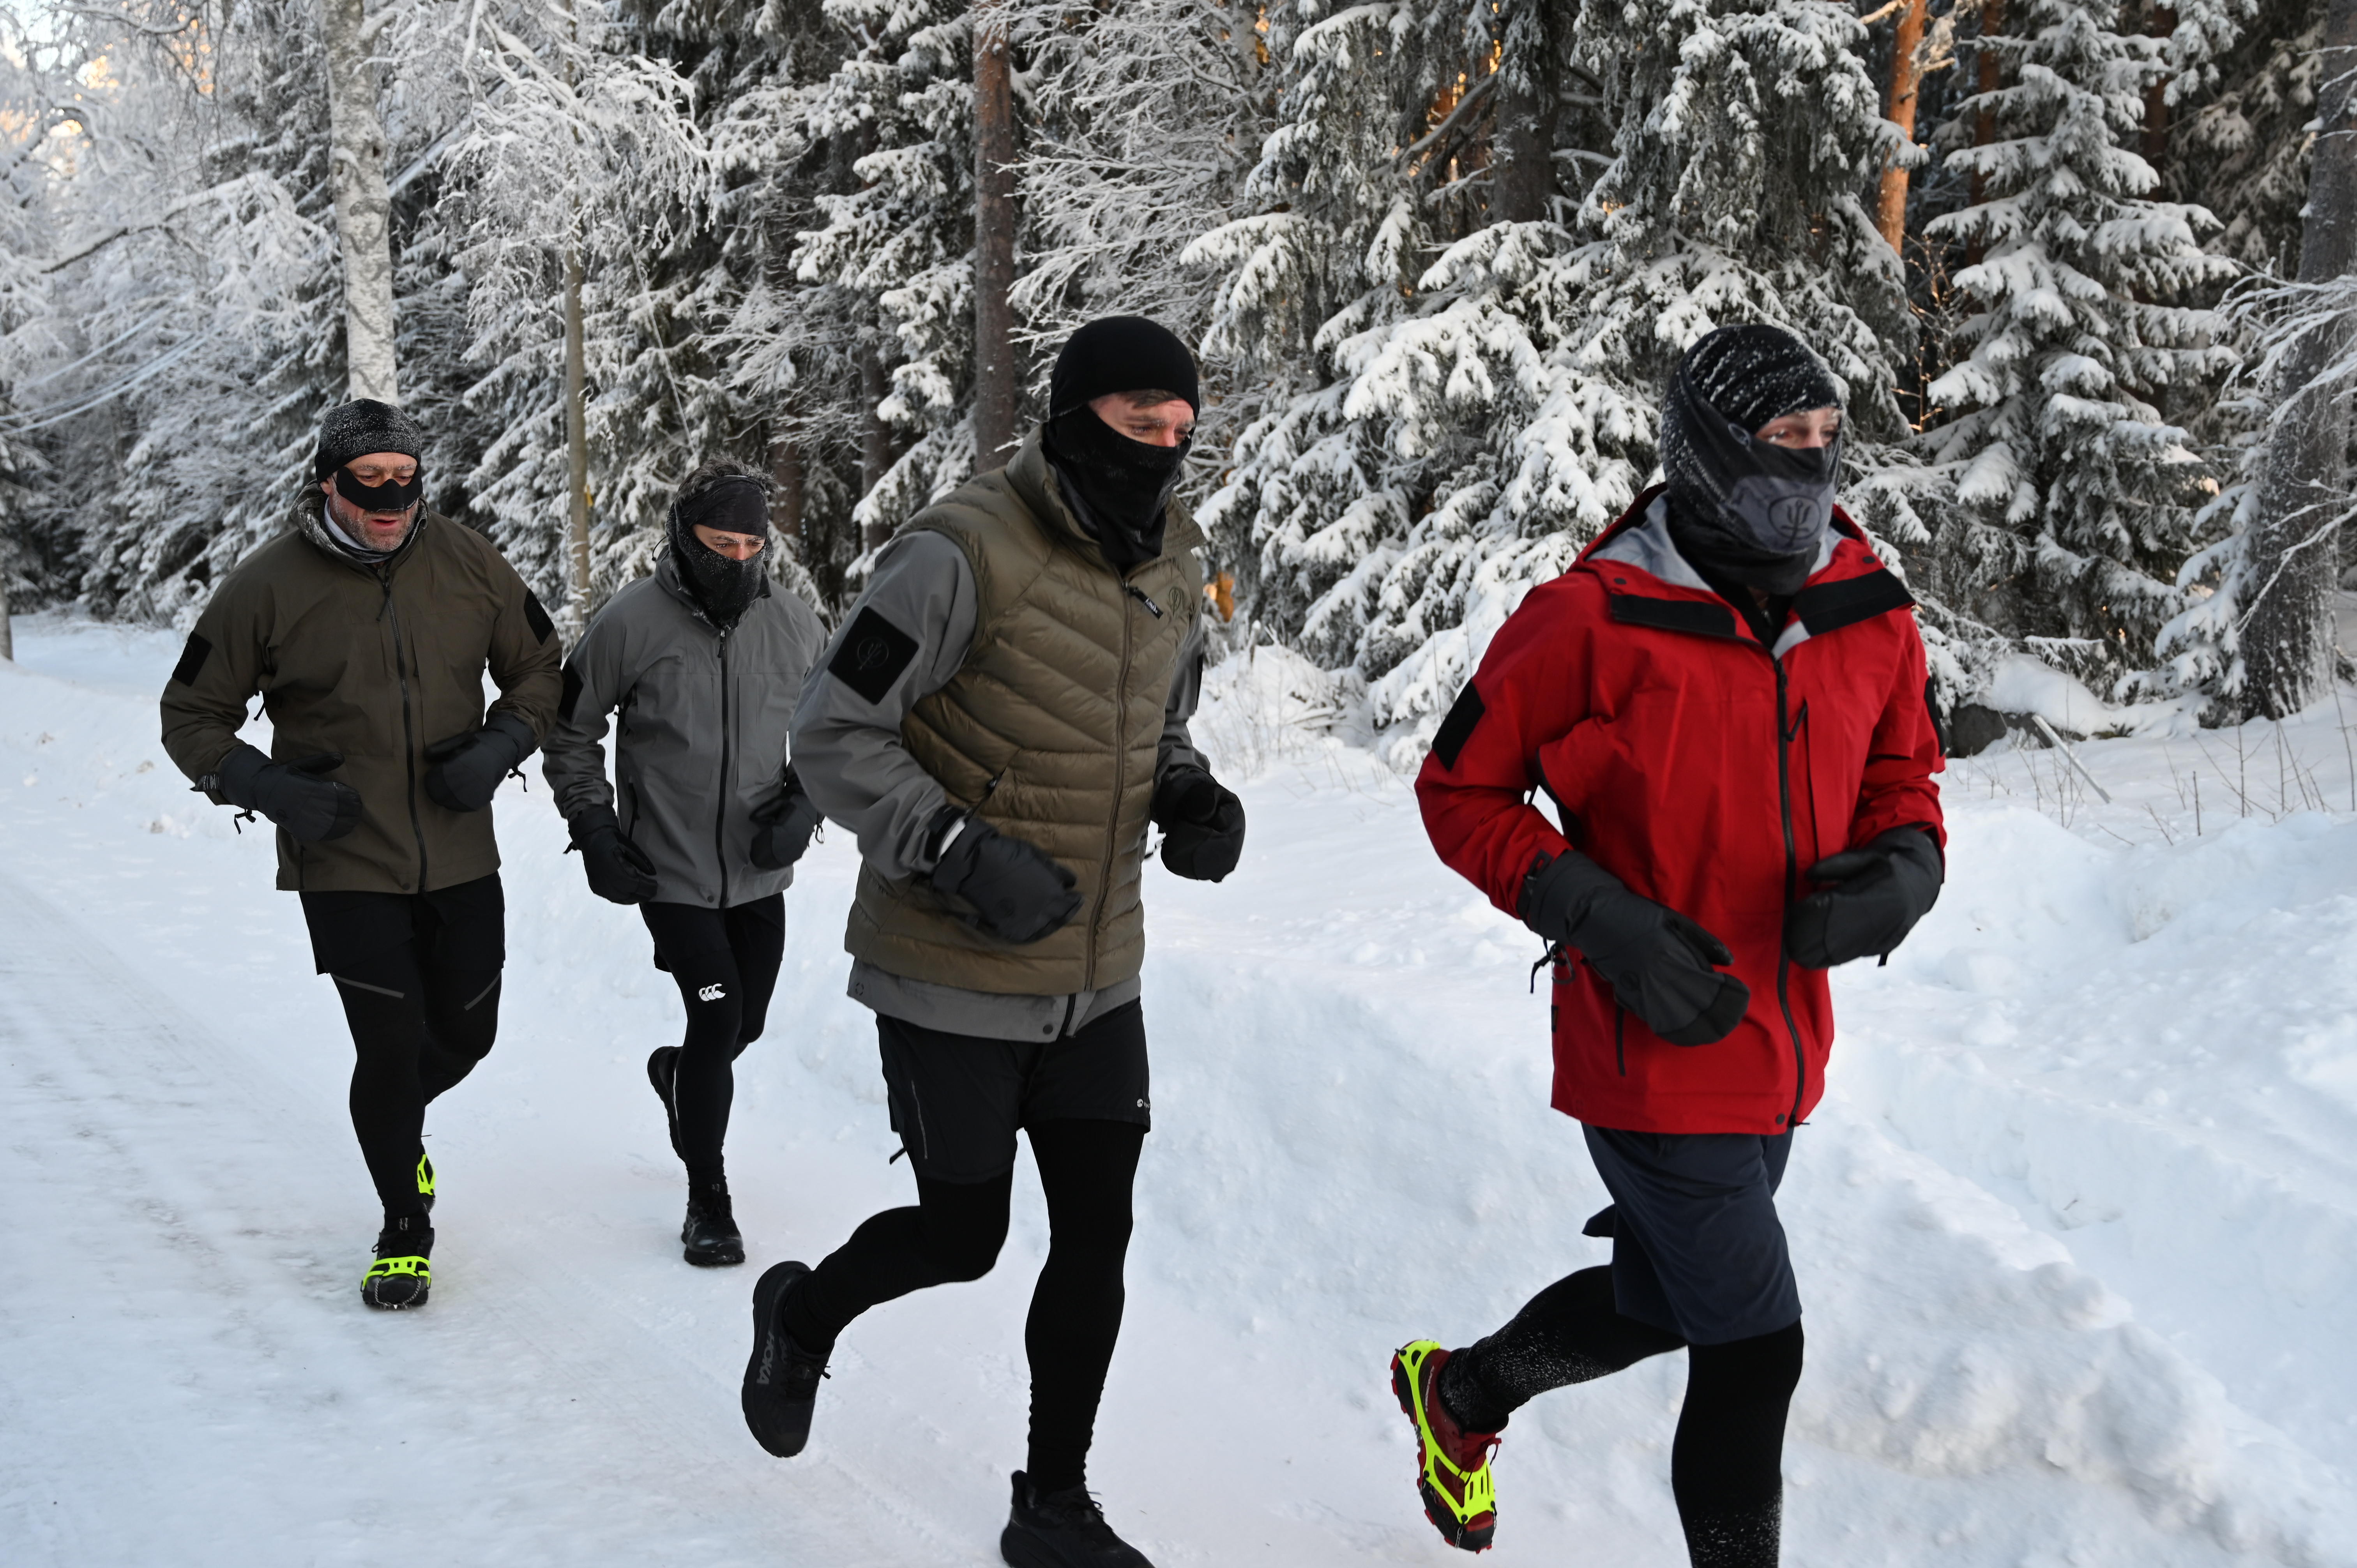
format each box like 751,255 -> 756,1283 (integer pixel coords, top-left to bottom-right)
1391,1340 -> 1498,1552
362,1253 -> 431,1310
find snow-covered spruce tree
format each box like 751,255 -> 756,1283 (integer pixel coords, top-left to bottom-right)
2165,0 -> 2313,275
786,0 -> 985,550
437,0 -> 721,614
1924,0 -> 2237,695
1194,0 -> 1915,765
1004,0 -> 1271,454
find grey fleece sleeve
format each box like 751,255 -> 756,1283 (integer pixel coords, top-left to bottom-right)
1157,609 -> 1209,782
788,530 -> 978,880
540,603 -> 628,824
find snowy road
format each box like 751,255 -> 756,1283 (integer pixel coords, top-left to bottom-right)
6,614 -> 2357,1565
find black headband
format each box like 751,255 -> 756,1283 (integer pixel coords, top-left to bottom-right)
674,475 -> 769,539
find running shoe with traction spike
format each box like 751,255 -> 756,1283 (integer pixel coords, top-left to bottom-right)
1391,1340 -> 1500,1553
363,1213 -> 434,1310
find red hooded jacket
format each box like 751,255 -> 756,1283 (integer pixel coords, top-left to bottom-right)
1417,488 -> 1945,1134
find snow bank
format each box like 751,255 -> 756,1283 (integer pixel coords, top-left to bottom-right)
6,615 -> 2357,1565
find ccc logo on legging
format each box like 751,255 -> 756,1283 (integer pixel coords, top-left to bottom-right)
698,983 -> 727,1002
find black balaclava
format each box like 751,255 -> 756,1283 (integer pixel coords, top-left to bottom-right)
316,398 -> 428,515
1041,316 -> 1200,574
1659,325 -> 1845,596
667,474 -> 771,627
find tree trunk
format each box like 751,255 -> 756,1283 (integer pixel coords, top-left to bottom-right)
1876,0 -> 1930,251
1493,21 -> 1557,225
0,570 -> 12,662
2243,0 -> 2357,717
1967,0 -> 2005,270
321,0 -> 397,403
770,427 -> 805,546
563,246 -> 591,620
2143,5 -> 2177,175
972,0 -> 1019,473
859,336 -> 894,554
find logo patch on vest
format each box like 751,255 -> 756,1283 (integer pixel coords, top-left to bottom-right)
828,607 -> 921,705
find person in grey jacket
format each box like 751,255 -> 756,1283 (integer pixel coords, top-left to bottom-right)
739,318 -> 1247,1568
542,459 -> 828,1266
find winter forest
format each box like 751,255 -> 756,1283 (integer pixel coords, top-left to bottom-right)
0,0 -> 2349,751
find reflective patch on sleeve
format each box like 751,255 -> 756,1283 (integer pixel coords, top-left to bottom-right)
524,591 -> 557,645
1431,682 -> 1486,770
170,632 -> 213,687
827,607 -> 922,705
558,662 -> 585,724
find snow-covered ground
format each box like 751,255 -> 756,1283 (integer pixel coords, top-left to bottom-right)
6,609 -> 2357,1566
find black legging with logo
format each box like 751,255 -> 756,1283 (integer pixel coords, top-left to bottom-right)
301,875 -> 505,1220
641,895 -> 786,1189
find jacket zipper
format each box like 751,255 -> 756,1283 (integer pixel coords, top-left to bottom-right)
714,623 -> 733,908
1773,658 -> 1807,1128
1090,582 -> 1143,990
381,573 -> 429,891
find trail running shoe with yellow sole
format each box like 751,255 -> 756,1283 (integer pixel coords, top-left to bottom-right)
362,1214 -> 434,1310
1391,1340 -> 1500,1552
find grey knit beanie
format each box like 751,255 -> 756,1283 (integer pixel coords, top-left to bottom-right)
314,399 -> 425,481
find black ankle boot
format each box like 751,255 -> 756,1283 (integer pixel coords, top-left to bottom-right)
1000,1470 -> 1156,1567
682,1183 -> 744,1267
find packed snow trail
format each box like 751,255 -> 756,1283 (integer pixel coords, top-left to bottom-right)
5,615 -> 2357,1566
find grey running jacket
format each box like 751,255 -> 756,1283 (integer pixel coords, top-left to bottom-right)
543,554 -> 828,909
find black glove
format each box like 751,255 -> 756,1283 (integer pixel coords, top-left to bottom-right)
568,805 -> 658,905
1784,826 -> 1943,969
424,712 -> 538,813
750,768 -> 824,871
1521,850 -> 1749,1046
210,743 -> 363,843
1153,764 -> 1246,883
929,812 -> 1081,945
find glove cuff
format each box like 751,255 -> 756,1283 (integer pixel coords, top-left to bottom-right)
567,802 -> 620,847
211,743 -> 272,809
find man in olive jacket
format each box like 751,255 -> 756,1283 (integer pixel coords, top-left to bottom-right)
160,399 -> 562,1310
739,318 -> 1246,1568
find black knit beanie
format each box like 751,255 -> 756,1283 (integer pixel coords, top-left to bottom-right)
314,399 -> 426,482
1677,325 -> 1841,438
1048,317 -> 1199,418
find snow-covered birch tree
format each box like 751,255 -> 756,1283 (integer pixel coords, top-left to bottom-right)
322,0 -> 400,400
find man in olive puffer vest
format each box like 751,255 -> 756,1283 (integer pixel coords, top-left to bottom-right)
740,318 -> 1244,1568
160,398 -> 562,1312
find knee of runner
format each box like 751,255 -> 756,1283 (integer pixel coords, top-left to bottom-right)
1689,1319 -> 1805,1406
926,1205 -> 1011,1282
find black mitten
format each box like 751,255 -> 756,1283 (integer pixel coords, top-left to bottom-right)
569,805 -> 658,905
1784,826 -> 1943,968
1521,850 -> 1749,1045
1153,763 -> 1246,883
424,712 -> 537,813
212,743 -> 363,843
750,768 -> 824,871
929,813 -> 1081,944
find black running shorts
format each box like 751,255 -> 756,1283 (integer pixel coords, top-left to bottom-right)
876,1001 -> 1151,1184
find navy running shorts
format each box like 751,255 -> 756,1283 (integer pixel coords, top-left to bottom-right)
1581,1124 -> 1801,1346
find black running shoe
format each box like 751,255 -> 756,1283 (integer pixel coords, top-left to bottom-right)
1000,1471 -> 1157,1567
742,1261 -> 827,1456
683,1189 -> 746,1267
362,1213 -> 434,1310
646,1045 -> 684,1159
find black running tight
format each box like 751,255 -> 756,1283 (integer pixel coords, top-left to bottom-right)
1440,1266 -> 1805,1567
301,876 -> 506,1220
641,896 -> 786,1188
784,1118 -> 1143,1494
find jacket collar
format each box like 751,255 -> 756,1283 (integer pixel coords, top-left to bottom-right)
1578,485 -> 1911,655
1002,427 -> 1206,574
293,494 -> 433,574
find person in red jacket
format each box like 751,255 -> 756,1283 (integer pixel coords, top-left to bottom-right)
1391,325 -> 1946,1566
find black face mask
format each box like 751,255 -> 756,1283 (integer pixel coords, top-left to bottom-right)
667,476 -> 770,627
1043,407 -> 1189,574
1659,362 -> 1840,596
334,465 -> 425,514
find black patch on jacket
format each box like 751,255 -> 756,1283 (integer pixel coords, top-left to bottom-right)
1608,595 -> 1737,639
559,661 -> 585,724
524,591 -> 557,645
1432,683 -> 1486,770
170,632 -> 213,687
1792,570 -> 1915,636
828,607 -> 921,705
